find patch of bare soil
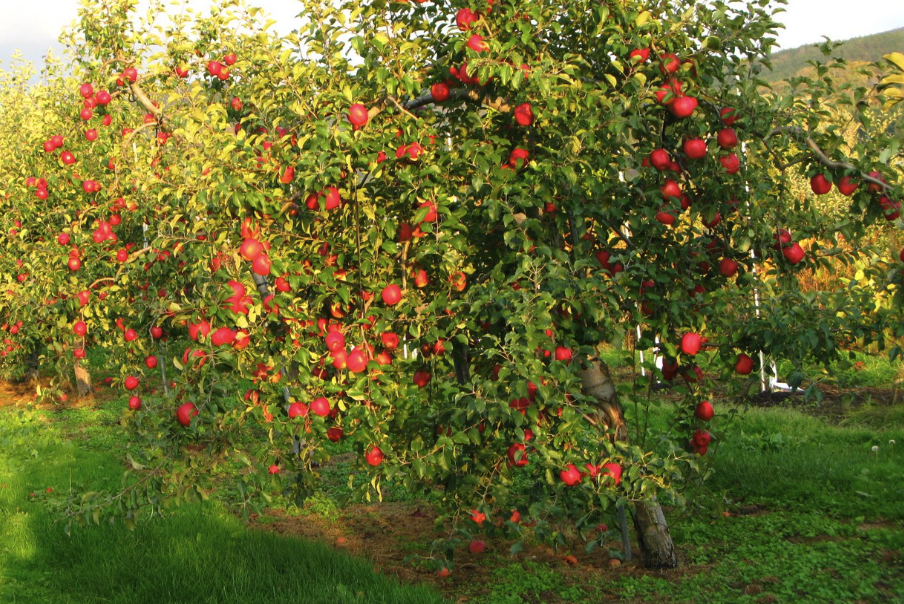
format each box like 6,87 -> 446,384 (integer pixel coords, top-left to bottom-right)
248,498 -> 712,603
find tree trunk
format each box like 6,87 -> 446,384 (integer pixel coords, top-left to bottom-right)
578,358 -> 678,570
74,359 -> 92,397
24,350 -> 39,382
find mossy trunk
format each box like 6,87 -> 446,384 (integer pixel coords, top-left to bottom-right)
578,358 -> 678,570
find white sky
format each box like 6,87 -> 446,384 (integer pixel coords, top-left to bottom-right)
1,0 -> 903,68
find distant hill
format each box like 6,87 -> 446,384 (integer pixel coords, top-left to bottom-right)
764,27 -> 904,83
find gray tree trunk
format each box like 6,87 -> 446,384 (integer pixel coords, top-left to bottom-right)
578,358 -> 678,569
74,359 -> 92,397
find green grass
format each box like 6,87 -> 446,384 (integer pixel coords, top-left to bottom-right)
0,403 -> 447,604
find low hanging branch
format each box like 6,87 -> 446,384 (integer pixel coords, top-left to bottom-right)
767,126 -> 896,194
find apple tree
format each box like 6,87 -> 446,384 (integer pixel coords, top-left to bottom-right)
0,0 -> 902,571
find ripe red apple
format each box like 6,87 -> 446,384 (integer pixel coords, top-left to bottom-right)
655,208 -> 676,225
79,83 -> 94,98
240,238 -> 263,261
467,34 -> 488,53
365,445 -> 384,466
810,174 -> 832,195
695,400 -> 714,421
683,138 -> 707,159
659,53 -> 680,74
124,328 -> 137,342
176,402 -> 198,426
252,254 -> 271,276
347,349 -> 367,373
207,61 -> 222,76
189,320 -> 210,341
629,48 -> 650,63
327,427 -> 343,442
311,397 -> 331,417
279,165 -> 295,184
58,233 -> 70,245
325,331 -> 345,352
782,242 -> 805,264
123,67 -> 138,82
650,148 -> 671,171
288,402 -> 309,418
560,464 -> 582,486
456,7 -> 478,30
720,107 -> 738,126
381,331 -> 399,349
879,196 -> 901,220
719,153 -> 740,174
77,290 -> 90,306
128,396 -> 142,410
413,370 -> 431,388
469,540 -> 486,554
85,129 -> 98,142
513,102 -> 534,126
505,443 -> 528,467
554,346 -> 573,364
735,353 -> 754,375
660,179 -> 682,199
61,151 -> 76,165
124,376 -> 139,391
73,321 -> 87,336
601,463 -> 622,485
381,284 -> 402,305
655,80 -> 683,104
223,53 -> 237,66
717,128 -> 738,149
151,326 -> 163,339
431,82 -> 450,102
867,171 -> 887,193
670,95 -> 698,118
437,567 -> 451,578
681,332 -> 702,355
348,103 -> 369,127
211,327 -> 236,346
719,258 -> 738,277
838,176 -> 858,196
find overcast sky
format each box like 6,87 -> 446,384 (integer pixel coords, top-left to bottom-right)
1,0 -> 903,69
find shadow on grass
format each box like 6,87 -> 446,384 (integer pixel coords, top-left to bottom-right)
0,408 -> 447,604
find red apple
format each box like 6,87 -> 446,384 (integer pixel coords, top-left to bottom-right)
837,176 -> 858,196
507,443 -> 528,467
469,540 -> 486,554
629,48 -> 650,63
735,353 -> 754,375
381,332 -> 399,349
717,128 -> 738,149
128,396 -> 142,410
381,284 -> 402,305
311,397 -> 331,417
683,138 -> 707,159
151,326 -> 163,339
177,402 -> 198,426
124,376 -> 139,391
650,149 -> 671,171
513,103 -> 534,126
431,82 -> 450,102
560,464 -> 583,486
348,103 -> 369,127
719,258 -> 738,277
288,402 -> 309,418
601,463 -> 622,485
660,179 -> 682,199
670,95 -> 698,118
720,153 -> 740,174
782,242 -> 805,264
467,34 -> 488,53
365,445 -> 384,466
413,370 -> 431,388
347,349 -> 367,373
720,107 -> 737,126
456,7 -> 478,30
695,400 -> 714,421
251,254 -> 271,276
73,321 -> 87,336
554,346 -> 573,364
810,174 -> 832,195
681,332 -> 702,355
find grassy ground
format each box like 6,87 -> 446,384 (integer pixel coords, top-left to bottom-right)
0,390 -> 446,604
1,345 -> 903,604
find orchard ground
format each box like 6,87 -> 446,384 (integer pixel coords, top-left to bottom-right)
1,347 -> 902,604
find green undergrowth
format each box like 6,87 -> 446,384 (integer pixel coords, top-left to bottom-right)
0,403 -> 447,604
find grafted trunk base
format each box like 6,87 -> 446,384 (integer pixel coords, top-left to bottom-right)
579,358 -> 678,570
